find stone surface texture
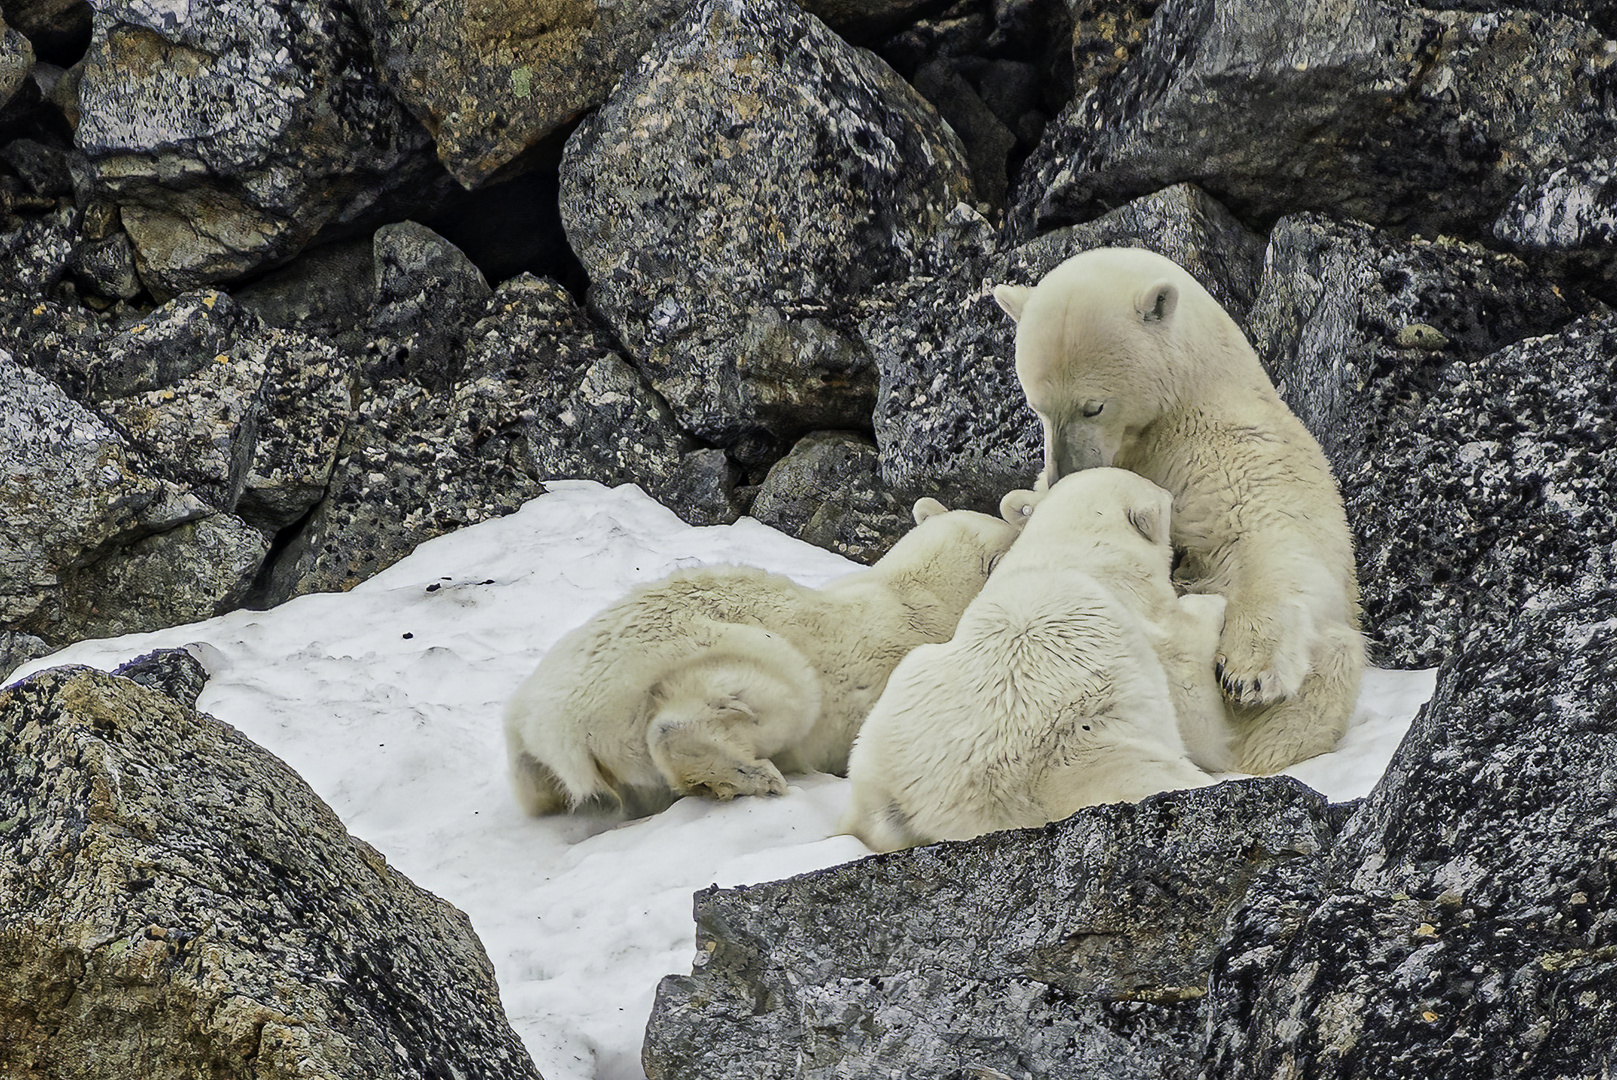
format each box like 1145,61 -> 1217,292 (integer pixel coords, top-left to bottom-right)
561,0 -> 974,451
748,430 -> 914,563
0,664 -> 542,1079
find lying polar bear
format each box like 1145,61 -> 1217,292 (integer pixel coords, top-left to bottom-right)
503,498 -> 1023,815
841,468 -> 1229,852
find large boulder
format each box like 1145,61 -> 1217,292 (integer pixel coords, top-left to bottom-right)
748,430 -> 914,563
0,663 -> 542,1079
643,779 -> 1340,1079
348,0 -> 689,188
74,0 -> 448,297
561,0 -> 974,455
1016,1 -> 1617,246
866,183 -> 1266,510
0,15 -> 30,110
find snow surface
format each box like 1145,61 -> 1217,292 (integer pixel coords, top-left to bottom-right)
7,480 -> 1437,1080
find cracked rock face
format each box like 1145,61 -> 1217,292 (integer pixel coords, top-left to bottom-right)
561,0 -> 973,451
0,664 -> 541,1080
74,0 -> 448,297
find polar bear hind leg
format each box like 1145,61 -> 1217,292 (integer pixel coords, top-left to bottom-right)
646,627 -> 820,800
508,747 -> 573,816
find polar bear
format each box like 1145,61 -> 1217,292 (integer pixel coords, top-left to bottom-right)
841,468 -> 1230,852
992,247 -> 1365,774
503,498 -> 1024,815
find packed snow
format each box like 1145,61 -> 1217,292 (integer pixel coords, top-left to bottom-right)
6,480 -> 1436,1080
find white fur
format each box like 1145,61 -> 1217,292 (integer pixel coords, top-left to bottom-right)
503,499 -> 1023,814
842,469 -> 1225,852
994,247 -> 1366,773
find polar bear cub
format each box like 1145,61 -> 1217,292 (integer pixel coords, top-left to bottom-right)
841,468 -> 1230,852
503,498 -> 1023,815
993,247 -> 1365,773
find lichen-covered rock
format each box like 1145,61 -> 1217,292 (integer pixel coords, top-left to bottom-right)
262,274 -> 704,601
561,0 -> 974,449
110,645 -> 210,708
367,220 -> 491,390
0,201 -> 75,294
1209,593 -> 1617,1079
74,0 -> 447,297
866,184 -> 1266,509
749,430 -> 913,563
0,17 -> 31,109
643,779 -> 1339,1080
0,664 -> 542,1080
348,0 -> 688,188
0,348 -> 209,642
0,629 -> 48,680
1018,2 -> 1617,243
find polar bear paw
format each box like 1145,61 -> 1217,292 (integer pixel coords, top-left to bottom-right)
677,758 -> 790,801
1214,598 -> 1314,706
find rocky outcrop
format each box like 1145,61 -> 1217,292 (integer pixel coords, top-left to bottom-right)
749,430 -> 914,563
644,779 -> 1340,1079
561,0 -> 974,455
0,663 -> 542,1079
74,0 -> 448,297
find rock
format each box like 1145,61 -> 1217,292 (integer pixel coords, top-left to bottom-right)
1247,214 -> 1582,486
66,230 -> 141,301
111,645 -> 210,707
231,235 -> 377,348
866,184 -> 1266,510
0,16 -> 30,109
0,201 -> 75,294
368,220 -> 492,390
1246,216 -> 1593,666
0,665 -> 542,1079
0,0 -> 92,66
798,0 -> 938,42
0,347 -> 211,643
1018,2 -> 1617,243
348,0 -> 688,189
74,0 -> 448,297
643,778 -> 1340,1080
660,448 -> 747,528
561,0 -> 974,448
749,430 -> 913,562
0,629 -> 48,679
262,273 -> 703,601
912,58 -> 1017,211
1210,593 -> 1617,1078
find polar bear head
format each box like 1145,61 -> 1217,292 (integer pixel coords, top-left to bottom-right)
993,247 -> 1246,486
995,467 -> 1173,581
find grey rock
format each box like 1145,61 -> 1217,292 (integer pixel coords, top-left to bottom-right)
0,665 -> 542,1080
0,201 -> 75,294
561,0 -> 974,447
368,220 -> 492,390
0,0 -> 92,65
0,347 -> 208,643
867,184 -> 1266,510
0,16 -> 29,109
0,136 -> 73,198
1248,214 -> 1582,486
750,430 -> 913,563
66,230 -> 141,301
913,57 -> 1017,212
1213,593 -> 1617,1078
1247,216 -> 1591,666
348,0 -> 689,188
799,0 -> 938,41
74,0 -> 447,297
643,778 -> 1339,1080
111,645 -> 209,707
262,273 -> 704,601
0,629 -> 48,679
1018,2 -> 1617,242
661,448 -> 747,528
231,235 -> 378,347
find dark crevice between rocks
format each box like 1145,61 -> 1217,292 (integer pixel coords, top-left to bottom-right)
243,502 -> 322,611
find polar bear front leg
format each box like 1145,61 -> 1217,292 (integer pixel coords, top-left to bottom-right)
1214,589 -> 1315,707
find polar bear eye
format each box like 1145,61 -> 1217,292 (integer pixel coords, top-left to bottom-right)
1081,400 -> 1106,418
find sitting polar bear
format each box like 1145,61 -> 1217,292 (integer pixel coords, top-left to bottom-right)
993,247 -> 1365,773
841,468 -> 1231,852
503,498 -> 1024,815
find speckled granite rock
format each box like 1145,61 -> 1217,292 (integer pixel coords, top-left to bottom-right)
0,664 -> 542,1080
0,201 -> 75,294
1017,2 -> 1617,243
1247,215 -> 1596,666
749,430 -> 914,563
111,645 -> 210,708
349,0 -> 688,188
643,778 -> 1338,1080
561,0 -> 973,451
366,220 -> 491,390
74,0 -> 447,296
261,273 -> 705,602
0,16 -> 30,109
866,184 -> 1266,510
1208,592 -> 1617,1079
0,629 -> 48,679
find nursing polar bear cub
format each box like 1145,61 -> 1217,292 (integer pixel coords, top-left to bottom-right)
503,499 -> 1022,814
993,248 -> 1365,773
841,469 -> 1230,852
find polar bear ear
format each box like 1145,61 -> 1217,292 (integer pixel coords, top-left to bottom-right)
1136,280 -> 1178,324
912,497 -> 949,524
999,488 -> 1041,527
992,284 -> 1032,323
1126,502 -> 1169,546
